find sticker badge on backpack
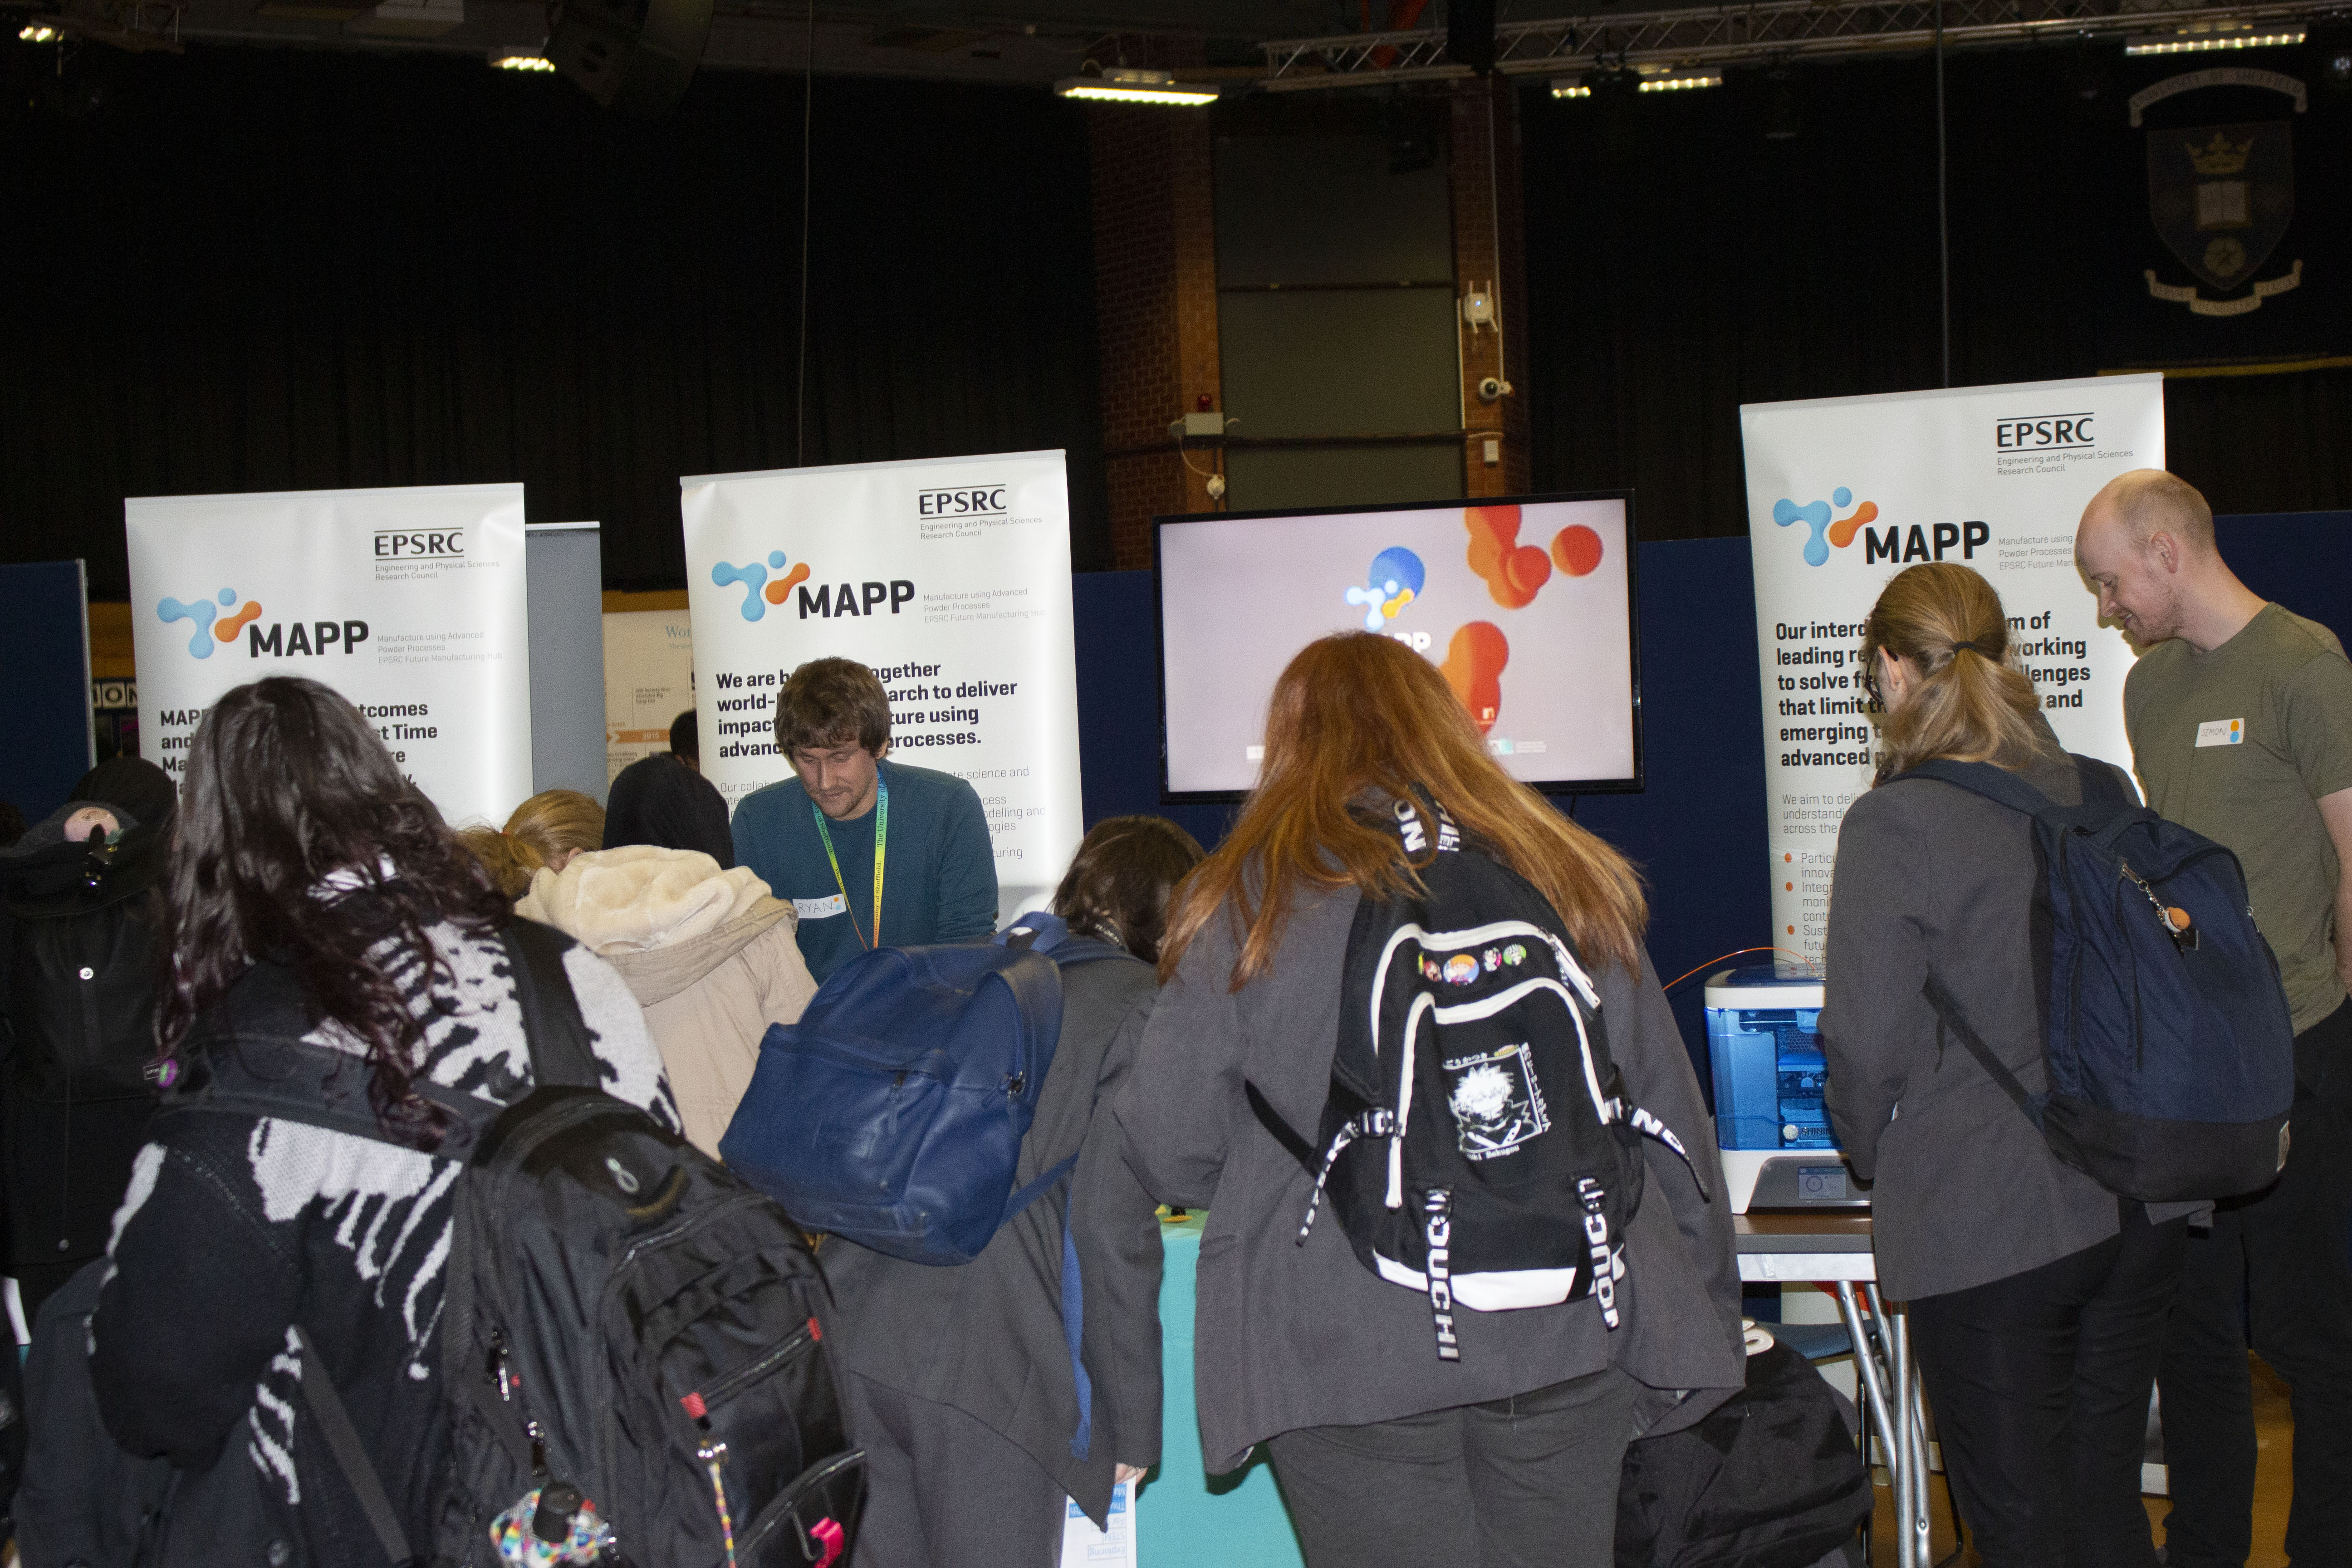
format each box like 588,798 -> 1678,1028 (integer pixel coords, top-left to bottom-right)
1442,1043 -> 1550,1160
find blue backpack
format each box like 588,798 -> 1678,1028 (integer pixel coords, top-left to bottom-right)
1901,757 -> 2296,1202
719,913 -> 1124,1265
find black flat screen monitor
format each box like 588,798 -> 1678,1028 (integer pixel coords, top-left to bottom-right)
1155,491 -> 1641,803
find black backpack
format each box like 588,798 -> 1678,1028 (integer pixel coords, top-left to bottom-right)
24,918 -> 865,1568
0,817 -> 170,1100
1252,796 -> 1708,1360
1616,1339 -> 1872,1568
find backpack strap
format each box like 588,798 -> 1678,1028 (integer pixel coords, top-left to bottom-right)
294,1326 -> 416,1566
500,919 -> 602,1091
1897,758 -> 2063,816
1921,975 -> 2046,1128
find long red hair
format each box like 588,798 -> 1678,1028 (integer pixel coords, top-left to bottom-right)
1159,632 -> 1646,988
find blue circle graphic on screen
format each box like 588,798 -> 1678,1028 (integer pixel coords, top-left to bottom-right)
1345,547 -> 1428,632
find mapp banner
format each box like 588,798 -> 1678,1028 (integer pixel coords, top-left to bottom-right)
680,451 -> 1083,923
125,483 -> 534,826
1740,374 -> 2166,970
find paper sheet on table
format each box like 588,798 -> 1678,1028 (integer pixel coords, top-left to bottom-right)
1059,1479 -> 1136,1567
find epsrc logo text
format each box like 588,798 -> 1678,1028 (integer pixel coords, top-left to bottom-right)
373,529 -> 466,558
916,486 -> 1006,519
1994,412 -> 2095,451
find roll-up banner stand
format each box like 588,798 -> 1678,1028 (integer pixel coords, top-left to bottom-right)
1741,374 -> 2166,971
681,451 -> 1085,924
126,483 -> 534,826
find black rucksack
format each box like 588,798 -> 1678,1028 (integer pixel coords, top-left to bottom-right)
1252,796 -> 1708,1360
1616,1339 -> 1872,1568
28,917 -> 865,1568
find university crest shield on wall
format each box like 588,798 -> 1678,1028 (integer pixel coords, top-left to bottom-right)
2145,120 -> 2295,308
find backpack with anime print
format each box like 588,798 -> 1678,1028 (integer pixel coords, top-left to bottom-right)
1249,795 -> 1708,1360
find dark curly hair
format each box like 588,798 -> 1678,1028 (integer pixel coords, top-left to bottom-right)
1051,815 -> 1206,965
158,676 -> 511,1145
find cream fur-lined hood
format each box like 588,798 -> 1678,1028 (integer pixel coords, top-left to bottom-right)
518,845 -> 778,957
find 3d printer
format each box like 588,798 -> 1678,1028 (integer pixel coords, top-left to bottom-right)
1705,966 -> 1867,1211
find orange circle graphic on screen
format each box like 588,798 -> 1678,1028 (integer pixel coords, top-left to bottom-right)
1551,525 -> 1604,577
1440,621 -> 1510,735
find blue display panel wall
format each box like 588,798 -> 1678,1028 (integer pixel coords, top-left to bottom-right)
0,561 -> 97,822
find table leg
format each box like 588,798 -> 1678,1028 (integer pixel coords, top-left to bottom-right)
1870,1285 -> 1934,1568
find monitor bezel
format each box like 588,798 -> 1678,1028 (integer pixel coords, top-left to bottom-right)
1152,489 -> 1643,805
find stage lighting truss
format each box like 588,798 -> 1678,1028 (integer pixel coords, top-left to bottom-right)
1259,0 -> 2338,86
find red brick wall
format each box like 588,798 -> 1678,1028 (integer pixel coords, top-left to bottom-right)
1090,89 -> 1222,571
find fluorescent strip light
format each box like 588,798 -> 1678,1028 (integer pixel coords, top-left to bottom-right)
490,48 -> 556,69
1638,72 -> 1721,91
1550,78 -> 1592,98
1054,66 -> 1220,106
2123,30 -> 2303,53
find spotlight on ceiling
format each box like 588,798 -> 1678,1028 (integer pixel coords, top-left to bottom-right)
18,22 -> 60,40
1054,67 -> 1221,105
2122,29 -> 2303,54
1637,71 -> 1722,92
1550,76 -> 1592,98
490,48 -> 557,70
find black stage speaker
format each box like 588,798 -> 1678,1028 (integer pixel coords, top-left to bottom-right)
548,0 -> 715,119
1448,0 -> 1497,75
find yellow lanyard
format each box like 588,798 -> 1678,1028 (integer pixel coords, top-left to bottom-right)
811,774 -> 887,951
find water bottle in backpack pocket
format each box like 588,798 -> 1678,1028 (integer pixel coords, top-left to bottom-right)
1900,757 -> 2297,1202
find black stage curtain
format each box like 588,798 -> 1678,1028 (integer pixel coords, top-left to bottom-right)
0,45 -> 1110,596
1523,50 -> 2352,539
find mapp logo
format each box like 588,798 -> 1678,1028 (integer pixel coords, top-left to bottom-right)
916,486 -> 1006,519
373,528 -> 466,557
1994,412 -> 2095,451
713,549 -> 913,622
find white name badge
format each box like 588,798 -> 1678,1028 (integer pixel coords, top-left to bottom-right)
2196,718 -> 2245,748
794,894 -> 848,921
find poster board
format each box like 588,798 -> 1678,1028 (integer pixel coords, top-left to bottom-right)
681,451 -> 1084,921
1740,375 -> 2165,969
126,483 -> 533,826
605,608 -> 696,785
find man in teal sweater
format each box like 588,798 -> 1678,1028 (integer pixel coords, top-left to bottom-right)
731,657 -> 999,984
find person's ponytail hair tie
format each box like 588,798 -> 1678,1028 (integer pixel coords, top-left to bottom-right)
1950,639 -> 1995,657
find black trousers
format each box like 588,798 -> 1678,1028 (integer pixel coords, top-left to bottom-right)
2159,998 -> 2352,1568
1265,1365 -> 1637,1568
1910,1200 -> 2186,1568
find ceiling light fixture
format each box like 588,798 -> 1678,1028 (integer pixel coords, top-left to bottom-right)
2122,29 -> 2303,54
1637,71 -> 1721,91
1053,66 -> 1220,105
1550,76 -> 1591,97
490,47 -> 557,69
19,22 -> 59,39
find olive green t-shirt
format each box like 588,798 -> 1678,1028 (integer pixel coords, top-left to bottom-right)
2125,603 -> 2352,1033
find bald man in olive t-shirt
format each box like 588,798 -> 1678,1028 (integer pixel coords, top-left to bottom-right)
2080,471 -> 2352,1568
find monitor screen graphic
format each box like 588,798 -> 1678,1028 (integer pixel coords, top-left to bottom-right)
1156,493 -> 1640,800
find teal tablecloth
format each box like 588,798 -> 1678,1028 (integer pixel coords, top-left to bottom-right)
1140,1214 -> 1307,1568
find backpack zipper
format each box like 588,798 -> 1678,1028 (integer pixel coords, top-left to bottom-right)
686,1318 -> 821,1414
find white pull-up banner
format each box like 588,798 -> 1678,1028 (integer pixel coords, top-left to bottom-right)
1740,374 -> 2165,970
680,451 -> 1084,922
126,483 -> 534,825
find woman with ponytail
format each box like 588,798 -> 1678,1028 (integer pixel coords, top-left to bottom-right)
1823,563 -> 2190,1568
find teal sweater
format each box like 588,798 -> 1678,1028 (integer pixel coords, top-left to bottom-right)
730,760 -> 1000,983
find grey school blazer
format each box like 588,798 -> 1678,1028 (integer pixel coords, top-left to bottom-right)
1116,882 -> 1744,1476
822,953 -> 1163,1526
1820,743 -> 2161,1302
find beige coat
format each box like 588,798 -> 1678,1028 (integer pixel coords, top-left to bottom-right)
517,845 -> 817,1158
